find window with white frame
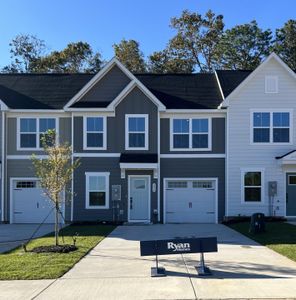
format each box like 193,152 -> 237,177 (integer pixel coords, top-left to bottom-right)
242,171 -> 262,202
19,117 -> 56,149
125,115 -> 148,150
171,118 -> 210,150
252,112 -> 290,143
85,172 -> 109,209
265,76 -> 278,93
84,117 -> 106,149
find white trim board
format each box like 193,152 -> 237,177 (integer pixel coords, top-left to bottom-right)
73,153 -> 120,158
163,177 -> 218,224
160,153 -> 225,158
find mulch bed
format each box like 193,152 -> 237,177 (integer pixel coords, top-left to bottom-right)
31,244 -> 77,253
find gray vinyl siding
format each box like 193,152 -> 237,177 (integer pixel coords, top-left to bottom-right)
73,158 -> 158,222
78,65 -> 131,104
7,117 -> 71,155
74,87 -> 158,153
6,160 -> 71,222
160,117 -> 225,154
160,158 -> 225,222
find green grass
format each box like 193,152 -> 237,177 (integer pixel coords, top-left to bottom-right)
228,222 -> 296,262
0,225 -> 115,280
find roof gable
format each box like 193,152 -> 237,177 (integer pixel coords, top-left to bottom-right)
64,58 -> 166,111
220,53 -> 296,107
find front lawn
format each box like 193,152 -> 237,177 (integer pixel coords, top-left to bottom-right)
228,221 -> 296,262
0,224 -> 115,280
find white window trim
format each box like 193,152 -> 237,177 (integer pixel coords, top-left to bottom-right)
83,116 -> 107,150
170,117 -> 212,151
85,172 -> 110,209
17,117 -> 59,151
241,168 -> 265,205
265,75 -> 278,93
125,114 -> 149,150
250,109 -> 293,145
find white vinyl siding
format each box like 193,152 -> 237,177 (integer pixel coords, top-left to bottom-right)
227,58 -> 296,217
265,75 -> 278,93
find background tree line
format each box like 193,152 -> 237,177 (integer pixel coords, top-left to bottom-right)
2,9 -> 296,74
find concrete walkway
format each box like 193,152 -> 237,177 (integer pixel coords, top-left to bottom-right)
1,224 -> 296,299
0,224 -> 54,253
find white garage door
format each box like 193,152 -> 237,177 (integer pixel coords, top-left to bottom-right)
12,180 -> 55,223
165,179 -> 216,223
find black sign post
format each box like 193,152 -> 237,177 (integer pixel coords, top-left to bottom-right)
140,237 -> 217,277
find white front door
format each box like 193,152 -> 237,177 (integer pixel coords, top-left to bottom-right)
129,176 -> 150,222
12,179 -> 55,223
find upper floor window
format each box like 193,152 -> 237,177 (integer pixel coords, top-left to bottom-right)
18,117 -> 56,150
265,76 -> 278,93
84,116 -> 106,150
125,114 -> 148,150
171,118 -> 210,150
252,111 -> 291,144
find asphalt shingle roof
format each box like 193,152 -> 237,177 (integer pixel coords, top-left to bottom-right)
0,70 -> 257,110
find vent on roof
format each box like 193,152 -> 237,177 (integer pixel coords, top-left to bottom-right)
265,75 -> 278,93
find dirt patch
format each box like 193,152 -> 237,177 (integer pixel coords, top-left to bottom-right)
31,244 -> 77,253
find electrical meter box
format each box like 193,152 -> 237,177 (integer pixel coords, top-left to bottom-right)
268,181 -> 277,197
112,185 -> 121,201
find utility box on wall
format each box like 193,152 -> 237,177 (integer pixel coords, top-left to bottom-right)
268,181 -> 277,197
112,185 -> 121,201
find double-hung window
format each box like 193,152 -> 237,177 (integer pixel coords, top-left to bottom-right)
84,117 -> 106,149
18,117 -> 56,150
242,170 -> 263,203
252,111 -> 291,144
171,118 -> 210,150
85,172 -> 109,209
125,114 -> 148,150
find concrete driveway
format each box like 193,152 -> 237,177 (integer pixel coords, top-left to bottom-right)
1,224 -> 296,299
0,224 -> 54,253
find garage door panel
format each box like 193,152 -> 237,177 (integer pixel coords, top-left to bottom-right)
12,180 -> 55,223
165,179 -> 216,223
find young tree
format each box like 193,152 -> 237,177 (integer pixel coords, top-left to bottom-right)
216,21 -> 273,70
113,39 -> 146,73
274,20 -> 296,70
31,130 -> 80,246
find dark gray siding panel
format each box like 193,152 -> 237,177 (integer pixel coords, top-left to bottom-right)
74,87 -> 158,154
59,117 -> 71,145
160,117 -> 225,154
6,160 -> 72,222
78,66 -> 131,104
73,158 -> 158,222
160,158 -> 225,222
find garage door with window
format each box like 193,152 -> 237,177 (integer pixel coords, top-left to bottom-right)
165,179 -> 216,223
12,179 -> 55,223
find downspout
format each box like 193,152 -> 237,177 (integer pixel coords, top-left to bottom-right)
70,112 -> 74,222
157,110 -> 160,223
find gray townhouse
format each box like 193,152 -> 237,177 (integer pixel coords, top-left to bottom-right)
0,53 -> 295,225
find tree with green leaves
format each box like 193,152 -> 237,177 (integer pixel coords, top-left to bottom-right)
2,34 -> 46,73
113,39 -> 146,73
216,21 -> 273,70
31,130 -> 80,246
37,42 -> 103,73
274,20 -> 296,70
148,48 -> 194,73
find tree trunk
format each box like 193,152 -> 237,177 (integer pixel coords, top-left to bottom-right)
55,201 -> 59,246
